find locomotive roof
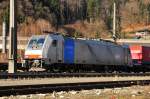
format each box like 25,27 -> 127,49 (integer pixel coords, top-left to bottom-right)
73,37 -> 120,46
30,34 -> 122,47
50,33 -> 121,46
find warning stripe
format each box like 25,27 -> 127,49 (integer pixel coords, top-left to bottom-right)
25,55 -> 42,59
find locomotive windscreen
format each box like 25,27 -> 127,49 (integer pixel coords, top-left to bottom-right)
27,36 -> 46,50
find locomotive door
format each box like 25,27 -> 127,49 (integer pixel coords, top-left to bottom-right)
51,39 -> 57,62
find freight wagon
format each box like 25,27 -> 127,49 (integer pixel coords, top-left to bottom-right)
130,45 -> 150,66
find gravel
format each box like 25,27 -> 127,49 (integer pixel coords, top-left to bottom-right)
1,85 -> 150,99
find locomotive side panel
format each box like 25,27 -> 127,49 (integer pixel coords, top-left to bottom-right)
84,41 -> 112,65
109,45 -> 125,65
74,39 -> 127,66
87,41 -> 127,66
74,40 -> 96,64
88,42 -> 115,65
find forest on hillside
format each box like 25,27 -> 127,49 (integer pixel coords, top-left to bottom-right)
0,0 -> 150,38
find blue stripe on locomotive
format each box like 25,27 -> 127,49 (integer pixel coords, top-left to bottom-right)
64,38 -> 75,63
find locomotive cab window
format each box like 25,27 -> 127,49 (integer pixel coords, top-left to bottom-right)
52,40 -> 57,47
27,36 -> 45,50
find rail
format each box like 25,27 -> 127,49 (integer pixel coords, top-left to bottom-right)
0,72 -> 150,79
0,72 -> 150,96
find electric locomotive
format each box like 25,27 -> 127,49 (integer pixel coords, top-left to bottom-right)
24,34 -> 132,72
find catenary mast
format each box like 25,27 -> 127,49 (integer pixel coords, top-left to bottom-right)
8,0 -> 17,73
113,2 -> 117,42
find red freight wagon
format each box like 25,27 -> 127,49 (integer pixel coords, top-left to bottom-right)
130,45 -> 150,65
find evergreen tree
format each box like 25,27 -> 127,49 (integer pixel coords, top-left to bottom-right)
87,0 -> 96,22
147,4 -> 150,24
2,6 -> 9,34
95,0 -> 101,20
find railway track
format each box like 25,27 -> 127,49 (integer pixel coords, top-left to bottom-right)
0,72 -> 150,96
0,80 -> 149,96
0,72 -> 150,79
